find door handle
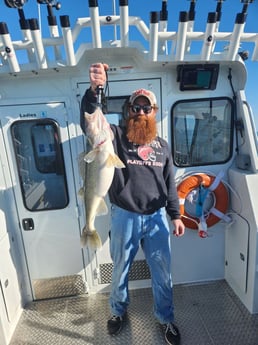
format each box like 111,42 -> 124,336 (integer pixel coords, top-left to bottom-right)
22,218 -> 34,231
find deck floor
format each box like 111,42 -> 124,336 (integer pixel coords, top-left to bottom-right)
10,280 -> 258,345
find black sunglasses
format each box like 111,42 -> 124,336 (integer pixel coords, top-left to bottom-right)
130,104 -> 153,114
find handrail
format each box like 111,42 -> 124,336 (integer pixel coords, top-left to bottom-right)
243,100 -> 258,158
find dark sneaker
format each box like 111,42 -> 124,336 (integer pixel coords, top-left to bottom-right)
164,323 -> 181,345
107,315 -> 124,335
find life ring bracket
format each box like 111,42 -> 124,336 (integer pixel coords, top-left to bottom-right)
177,173 -> 229,237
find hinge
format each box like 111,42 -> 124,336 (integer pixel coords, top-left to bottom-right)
76,87 -> 82,104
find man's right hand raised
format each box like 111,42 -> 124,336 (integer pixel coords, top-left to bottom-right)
89,62 -> 109,92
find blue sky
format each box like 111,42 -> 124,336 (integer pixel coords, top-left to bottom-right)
1,0 -> 258,127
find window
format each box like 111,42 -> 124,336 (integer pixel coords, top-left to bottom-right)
172,98 -> 233,167
106,96 -> 129,126
11,119 -> 69,211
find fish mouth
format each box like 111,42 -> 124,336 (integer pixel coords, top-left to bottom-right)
96,139 -> 107,147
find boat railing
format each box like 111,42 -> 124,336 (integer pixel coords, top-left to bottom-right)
0,0 -> 257,74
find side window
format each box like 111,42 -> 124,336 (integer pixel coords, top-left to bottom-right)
172,98 -> 233,167
11,119 -> 69,211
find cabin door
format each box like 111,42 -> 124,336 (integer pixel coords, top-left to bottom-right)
0,102 -> 85,300
78,78 -> 162,291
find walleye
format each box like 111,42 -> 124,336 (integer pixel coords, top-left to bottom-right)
79,107 -> 125,249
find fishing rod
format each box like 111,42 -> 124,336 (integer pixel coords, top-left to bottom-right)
96,86 -> 104,107
215,0 -> 226,22
37,0 -> 61,15
4,0 -> 28,25
187,0 -> 196,20
4,0 -> 27,8
240,0 -> 254,14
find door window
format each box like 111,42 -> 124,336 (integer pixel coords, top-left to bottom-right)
11,119 -> 69,211
172,97 -> 233,166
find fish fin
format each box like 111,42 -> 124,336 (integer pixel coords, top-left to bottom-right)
114,155 -> 125,169
96,198 -> 108,216
84,149 -> 98,163
80,227 -> 102,249
106,154 -> 125,169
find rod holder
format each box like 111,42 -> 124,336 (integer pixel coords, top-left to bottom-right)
88,0 -> 102,48
29,18 -> 48,69
119,0 -> 129,47
185,0 -> 196,53
60,15 -> 76,66
201,12 -> 217,61
0,22 -> 20,73
159,1 -> 168,54
227,12 -> 247,60
175,12 -> 188,61
149,12 -> 159,61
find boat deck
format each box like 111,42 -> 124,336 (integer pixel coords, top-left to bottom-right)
10,280 -> 258,345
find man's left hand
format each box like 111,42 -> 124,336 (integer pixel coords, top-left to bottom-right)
172,219 -> 185,237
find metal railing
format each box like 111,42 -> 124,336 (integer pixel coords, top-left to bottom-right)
0,0 -> 257,74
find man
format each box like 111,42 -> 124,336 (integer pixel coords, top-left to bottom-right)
80,62 -> 185,345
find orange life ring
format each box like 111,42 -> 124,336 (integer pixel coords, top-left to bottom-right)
177,173 -> 229,231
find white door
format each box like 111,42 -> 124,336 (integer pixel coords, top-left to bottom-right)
78,78 -> 161,292
0,102 -> 85,300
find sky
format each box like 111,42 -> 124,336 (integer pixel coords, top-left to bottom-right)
1,0 -> 258,128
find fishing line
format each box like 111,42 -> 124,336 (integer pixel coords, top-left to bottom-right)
103,68 -> 110,113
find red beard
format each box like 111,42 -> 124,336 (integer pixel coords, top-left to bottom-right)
126,115 -> 157,145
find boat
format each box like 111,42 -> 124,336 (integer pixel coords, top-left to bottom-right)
0,0 -> 258,344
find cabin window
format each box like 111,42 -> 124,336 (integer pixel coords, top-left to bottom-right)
172,97 -> 233,166
106,96 -> 129,126
11,119 -> 69,211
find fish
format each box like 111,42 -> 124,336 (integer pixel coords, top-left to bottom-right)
78,107 -> 125,249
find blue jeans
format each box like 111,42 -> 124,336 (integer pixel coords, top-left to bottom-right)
109,205 -> 174,324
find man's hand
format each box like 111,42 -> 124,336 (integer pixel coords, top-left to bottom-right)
172,218 -> 185,237
89,62 -> 109,92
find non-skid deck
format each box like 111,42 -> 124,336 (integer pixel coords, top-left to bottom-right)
10,280 -> 258,345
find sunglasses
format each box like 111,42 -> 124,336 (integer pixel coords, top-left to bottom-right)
130,104 -> 153,114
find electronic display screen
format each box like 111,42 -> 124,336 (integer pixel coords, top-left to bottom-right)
177,64 -> 219,91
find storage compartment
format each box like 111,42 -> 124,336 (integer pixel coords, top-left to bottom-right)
0,211 -> 23,344
225,214 -> 249,293
227,169 -> 258,313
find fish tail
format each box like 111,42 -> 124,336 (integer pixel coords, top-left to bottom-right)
87,231 -> 102,249
80,226 -> 102,249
